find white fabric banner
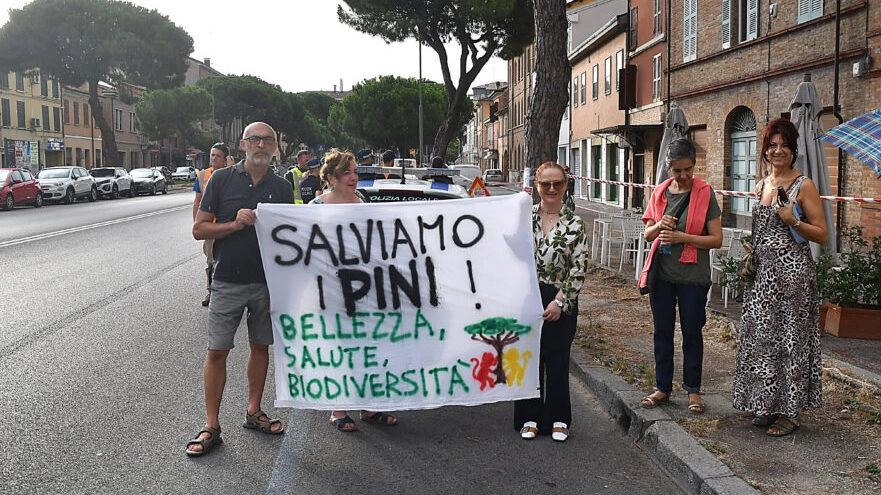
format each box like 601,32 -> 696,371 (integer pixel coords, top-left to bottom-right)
255,193 -> 543,411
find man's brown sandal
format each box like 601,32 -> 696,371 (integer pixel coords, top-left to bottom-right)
360,411 -> 398,426
687,393 -> 705,414
640,391 -> 670,408
185,426 -> 222,457
243,410 -> 285,435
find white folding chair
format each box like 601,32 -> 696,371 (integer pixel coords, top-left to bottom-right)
591,212 -> 615,262
600,215 -> 626,267
618,217 -> 649,272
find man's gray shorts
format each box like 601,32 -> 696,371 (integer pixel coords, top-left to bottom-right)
207,280 -> 273,350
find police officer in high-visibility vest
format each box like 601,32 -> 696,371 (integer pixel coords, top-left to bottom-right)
284,149 -> 312,203
193,142 -> 231,306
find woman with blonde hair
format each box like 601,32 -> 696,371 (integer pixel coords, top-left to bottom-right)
310,149 -> 361,205
310,149 -> 395,432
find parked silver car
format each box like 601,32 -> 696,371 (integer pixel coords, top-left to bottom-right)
89,167 -> 134,199
37,166 -> 98,204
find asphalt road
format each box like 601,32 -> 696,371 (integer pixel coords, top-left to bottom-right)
0,187 -> 681,495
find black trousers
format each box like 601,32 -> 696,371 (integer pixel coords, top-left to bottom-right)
648,279 -> 707,394
513,283 -> 578,434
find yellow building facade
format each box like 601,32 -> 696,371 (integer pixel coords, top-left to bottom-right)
0,69 -> 64,170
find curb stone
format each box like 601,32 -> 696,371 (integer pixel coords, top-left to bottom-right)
822,355 -> 881,389
569,354 -> 759,495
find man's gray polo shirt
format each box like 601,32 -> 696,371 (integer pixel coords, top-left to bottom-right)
199,161 -> 295,284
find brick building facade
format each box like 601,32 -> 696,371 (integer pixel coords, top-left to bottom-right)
668,0 -> 880,238
626,0 -> 667,209
570,16 -> 629,207
507,44 -> 536,182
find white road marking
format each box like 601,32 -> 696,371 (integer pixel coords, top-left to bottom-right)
0,205 -> 190,248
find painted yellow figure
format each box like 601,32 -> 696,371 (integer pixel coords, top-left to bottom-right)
502,347 -> 533,387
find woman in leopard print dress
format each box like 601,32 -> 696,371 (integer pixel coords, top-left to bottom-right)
733,119 -> 828,437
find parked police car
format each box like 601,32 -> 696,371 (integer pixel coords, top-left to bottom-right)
355,165 -> 467,202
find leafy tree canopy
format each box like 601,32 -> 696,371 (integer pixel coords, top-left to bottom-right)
0,0 -> 193,165
197,75 -> 291,130
0,0 -> 192,89
328,75 -> 473,155
134,86 -> 213,143
299,92 -> 338,122
197,76 -> 350,160
338,0 -> 532,157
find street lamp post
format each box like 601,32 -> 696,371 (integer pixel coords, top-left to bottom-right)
103,88 -> 119,167
418,41 -> 424,165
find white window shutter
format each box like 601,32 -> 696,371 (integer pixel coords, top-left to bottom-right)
798,0 -> 823,22
797,0 -> 809,20
746,0 -> 758,40
684,0 -> 697,61
721,0 -> 731,48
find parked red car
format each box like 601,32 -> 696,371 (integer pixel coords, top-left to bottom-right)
0,168 -> 43,210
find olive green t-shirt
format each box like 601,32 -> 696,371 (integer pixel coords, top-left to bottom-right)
657,188 -> 721,286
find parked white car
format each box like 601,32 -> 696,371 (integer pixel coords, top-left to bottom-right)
482,168 -> 505,184
37,166 -> 98,204
172,166 -> 197,181
89,167 -> 134,199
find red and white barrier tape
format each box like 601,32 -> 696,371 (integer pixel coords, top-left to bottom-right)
565,174 -> 881,204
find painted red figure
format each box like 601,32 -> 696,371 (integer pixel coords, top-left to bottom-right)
471,352 -> 498,391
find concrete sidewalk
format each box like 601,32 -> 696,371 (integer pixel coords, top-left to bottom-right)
567,197 -> 881,494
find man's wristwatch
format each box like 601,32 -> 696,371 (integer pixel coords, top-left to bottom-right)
553,298 -> 564,308
792,219 -> 802,229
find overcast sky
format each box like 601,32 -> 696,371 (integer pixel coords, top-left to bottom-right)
0,0 -> 509,94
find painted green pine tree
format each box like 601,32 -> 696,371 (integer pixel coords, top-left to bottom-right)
463,317 -> 531,385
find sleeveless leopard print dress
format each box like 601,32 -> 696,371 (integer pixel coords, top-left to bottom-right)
733,177 -> 822,417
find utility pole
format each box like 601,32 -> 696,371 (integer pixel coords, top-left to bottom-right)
418,41 -> 424,165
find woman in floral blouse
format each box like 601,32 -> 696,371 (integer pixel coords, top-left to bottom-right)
514,162 -> 588,442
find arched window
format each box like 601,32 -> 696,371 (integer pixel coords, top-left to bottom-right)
728,107 -> 757,216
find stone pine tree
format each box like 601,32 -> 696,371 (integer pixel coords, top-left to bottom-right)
338,0 -> 534,161
0,0 -> 192,165
463,317 -> 531,385
526,0 -> 570,180
134,86 -> 213,163
328,76 -> 473,154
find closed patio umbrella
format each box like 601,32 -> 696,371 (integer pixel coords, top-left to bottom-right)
789,75 -> 836,255
656,103 -> 689,183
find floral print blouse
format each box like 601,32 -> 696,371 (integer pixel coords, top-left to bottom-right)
532,204 -> 589,313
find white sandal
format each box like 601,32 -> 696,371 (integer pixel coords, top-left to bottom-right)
552,422 -> 569,442
520,421 -> 538,440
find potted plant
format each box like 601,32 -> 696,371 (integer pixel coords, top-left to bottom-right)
718,233 -> 753,303
818,226 -> 881,339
